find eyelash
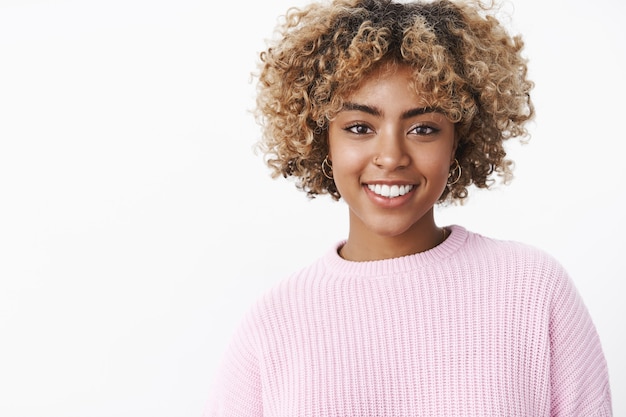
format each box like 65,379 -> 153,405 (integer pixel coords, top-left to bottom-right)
410,125 -> 439,135
344,123 -> 439,135
345,123 -> 373,135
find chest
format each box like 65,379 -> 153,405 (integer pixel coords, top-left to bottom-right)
258,279 -> 552,416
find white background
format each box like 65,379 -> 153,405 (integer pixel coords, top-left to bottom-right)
0,0 -> 623,415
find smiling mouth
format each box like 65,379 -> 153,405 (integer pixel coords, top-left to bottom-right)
366,184 -> 414,198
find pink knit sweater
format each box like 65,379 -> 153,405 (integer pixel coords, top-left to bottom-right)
205,226 -> 612,416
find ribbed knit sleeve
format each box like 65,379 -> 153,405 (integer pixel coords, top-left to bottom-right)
204,311 -> 263,417
548,267 -> 612,416
204,226 -> 611,417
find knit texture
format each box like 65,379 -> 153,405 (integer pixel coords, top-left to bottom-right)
205,226 -> 611,417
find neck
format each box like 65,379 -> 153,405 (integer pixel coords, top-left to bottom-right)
340,211 -> 446,262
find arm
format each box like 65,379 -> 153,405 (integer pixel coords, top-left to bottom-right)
203,314 -> 263,417
549,271 -> 612,417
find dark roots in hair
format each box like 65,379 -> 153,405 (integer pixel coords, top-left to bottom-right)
255,0 -> 534,202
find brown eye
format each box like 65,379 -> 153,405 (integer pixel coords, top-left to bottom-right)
410,125 -> 438,135
346,123 -> 373,135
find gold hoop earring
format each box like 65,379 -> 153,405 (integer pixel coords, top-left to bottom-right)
321,155 -> 333,180
447,158 -> 462,185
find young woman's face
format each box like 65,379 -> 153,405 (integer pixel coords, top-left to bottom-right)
328,64 -> 456,246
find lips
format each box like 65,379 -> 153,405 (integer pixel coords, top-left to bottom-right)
366,183 -> 414,198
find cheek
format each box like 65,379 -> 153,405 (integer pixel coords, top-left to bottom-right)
413,149 -> 452,174
327,132 -> 344,161
328,138 -> 366,170
330,151 -> 361,184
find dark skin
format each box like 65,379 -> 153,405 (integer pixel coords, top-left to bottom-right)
327,64 -> 456,261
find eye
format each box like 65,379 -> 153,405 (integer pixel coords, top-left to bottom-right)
410,124 -> 439,135
345,123 -> 373,135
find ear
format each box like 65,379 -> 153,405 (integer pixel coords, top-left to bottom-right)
450,132 -> 459,163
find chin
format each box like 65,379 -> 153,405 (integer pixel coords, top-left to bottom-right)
366,219 -> 419,238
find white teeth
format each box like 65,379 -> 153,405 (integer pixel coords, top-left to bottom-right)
367,184 -> 414,198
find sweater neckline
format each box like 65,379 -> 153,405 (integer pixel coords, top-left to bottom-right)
322,225 -> 468,278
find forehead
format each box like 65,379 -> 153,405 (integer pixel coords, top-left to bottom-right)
328,60 -> 459,123
343,64 -> 423,105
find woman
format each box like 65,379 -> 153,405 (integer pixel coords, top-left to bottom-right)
205,0 -> 612,415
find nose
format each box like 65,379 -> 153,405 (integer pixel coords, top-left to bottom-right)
373,128 -> 410,170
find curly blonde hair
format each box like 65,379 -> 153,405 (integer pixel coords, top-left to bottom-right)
255,0 -> 534,202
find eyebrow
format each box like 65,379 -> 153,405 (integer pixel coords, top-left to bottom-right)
341,102 -> 439,119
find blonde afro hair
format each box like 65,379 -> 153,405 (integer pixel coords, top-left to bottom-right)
255,0 -> 534,201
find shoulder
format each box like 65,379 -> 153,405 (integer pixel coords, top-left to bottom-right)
462,228 -> 566,272
455,227 -> 573,298
243,253 -> 328,324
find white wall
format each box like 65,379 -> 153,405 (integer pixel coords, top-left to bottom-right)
0,0 -> 623,415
